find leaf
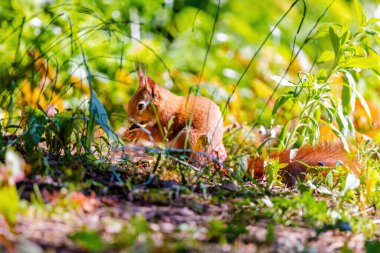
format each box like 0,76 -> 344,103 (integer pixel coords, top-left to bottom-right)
24,107 -> 48,150
89,91 -> 118,142
318,50 -> 335,63
325,171 -> 334,188
342,70 -> 372,125
329,124 -> 349,151
271,75 -> 295,86
78,42 -> 118,148
70,231 -> 105,252
321,99 -> 335,123
316,185 -> 332,195
341,83 -> 353,115
354,0 -> 366,27
261,196 -> 273,208
235,155 -> 249,178
341,172 -> 360,196
342,71 -> 357,114
329,27 -> 340,55
272,94 -> 290,118
346,116 -> 355,137
130,214 -> 151,234
50,111 -> 75,148
0,185 -> 19,224
336,108 -> 348,136
356,91 -> 372,126
340,30 -> 350,46
339,57 -> 380,69
366,241 -> 380,253
277,121 -> 291,147
306,117 -> 320,142
367,18 -> 380,24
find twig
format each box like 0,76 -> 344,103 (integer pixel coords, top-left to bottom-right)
167,155 -> 201,172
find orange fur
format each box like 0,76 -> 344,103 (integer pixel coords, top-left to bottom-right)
123,64 -> 226,166
249,144 -> 359,185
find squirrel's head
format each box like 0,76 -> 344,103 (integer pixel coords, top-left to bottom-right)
126,65 -> 160,125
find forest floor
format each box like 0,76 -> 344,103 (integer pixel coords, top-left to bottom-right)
1,154 -> 378,253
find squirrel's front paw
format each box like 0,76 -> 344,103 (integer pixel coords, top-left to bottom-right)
122,128 -> 143,142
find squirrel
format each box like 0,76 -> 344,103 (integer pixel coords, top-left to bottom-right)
122,63 -> 227,166
248,143 -> 360,186
122,64 -> 364,180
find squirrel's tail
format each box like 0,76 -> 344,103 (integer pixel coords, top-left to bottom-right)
248,144 -> 359,185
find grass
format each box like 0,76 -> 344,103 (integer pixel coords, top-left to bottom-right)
0,0 -> 379,252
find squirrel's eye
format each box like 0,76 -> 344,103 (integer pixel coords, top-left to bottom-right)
137,102 -> 145,111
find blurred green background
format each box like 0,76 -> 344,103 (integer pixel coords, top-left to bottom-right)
0,0 -> 379,133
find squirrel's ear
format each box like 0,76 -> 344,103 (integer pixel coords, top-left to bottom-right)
138,75 -> 147,88
134,61 -> 159,98
147,77 -> 158,98
135,61 -> 147,88
137,71 -> 148,89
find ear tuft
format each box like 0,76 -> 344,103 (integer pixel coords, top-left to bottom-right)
147,77 -> 158,98
135,60 -> 147,88
134,60 -> 159,98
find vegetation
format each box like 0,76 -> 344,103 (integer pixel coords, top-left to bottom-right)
0,0 -> 379,252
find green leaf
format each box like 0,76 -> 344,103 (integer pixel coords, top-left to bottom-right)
366,241 -> 380,253
343,70 -> 372,124
325,171 -> 334,188
346,116 -> 355,137
277,121 -> 290,147
329,124 -> 349,151
367,18 -> 380,24
341,83 -> 353,115
51,111 -> 75,146
339,57 -> 380,69
308,117 -> 320,141
24,107 -> 48,150
356,91 -> 372,126
0,185 -> 19,224
235,155 -> 249,178
340,30 -> 350,46
70,231 -> 105,252
130,214 -> 151,234
343,72 -> 357,114
336,108 -> 348,135
323,105 -> 334,123
89,91 -> 118,142
272,94 -> 290,118
329,27 -> 340,55
354,0 -> 366,27
318,50 -> 335,63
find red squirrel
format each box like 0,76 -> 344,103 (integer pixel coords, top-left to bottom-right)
249,144 -> 360,185
123,64 -> 360,181
122,63 -> 226,166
